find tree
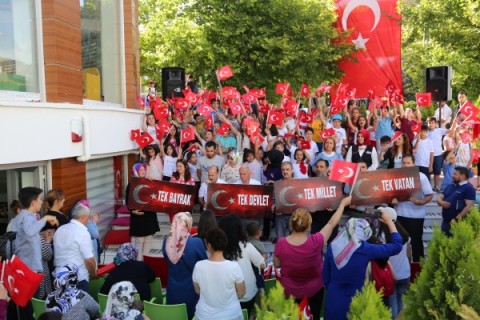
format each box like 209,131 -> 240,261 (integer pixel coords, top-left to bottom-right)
348,282 -> 391,320
139,0 -> 353,98
400,0 -> 480,102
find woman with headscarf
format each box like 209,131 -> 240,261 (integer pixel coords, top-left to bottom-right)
103,281 -> 147,320
126,163 -> 160,260
345,128 -> 379,171
162,212 -> 208,320
45,264 -> 99,320
322,210 -> 403,320
99,243 -> 155,301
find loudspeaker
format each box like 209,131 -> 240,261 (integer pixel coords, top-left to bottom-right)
162,67 -> 185,100
425,66 -> 452,102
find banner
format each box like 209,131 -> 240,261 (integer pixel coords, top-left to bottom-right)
335,0 -> 402,97
206,184 -> 274,218
127,177 -> 196,213
274,177 -> 344,214
351,167 -> 421,205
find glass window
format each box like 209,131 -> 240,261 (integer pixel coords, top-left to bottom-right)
0,0 -> 39,93
81,0 -> 122,104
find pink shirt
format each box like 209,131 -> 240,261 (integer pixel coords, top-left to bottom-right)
274,232 -> 324,298
170,176 -> 195,185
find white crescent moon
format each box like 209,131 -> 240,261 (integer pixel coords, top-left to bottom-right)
353,178 -> 372,200
211,190 -> 228,210
278,186 -> 297,207
7,275 -> 14,290
133,184 -> 150,205
344,167 -> 355,178
272,114 -> 279,121
342,0 -> 381,32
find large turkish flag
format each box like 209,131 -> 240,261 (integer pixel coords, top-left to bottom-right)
335,0 -> 402,98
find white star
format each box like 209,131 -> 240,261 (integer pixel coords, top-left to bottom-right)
338,169 -> 344,174
352,33 -> 369,50
14,288 -> 18,294
372,185 -> 379,191
151,193 -> 156,199
229,198 -> 235,204
297,193 -> 304,199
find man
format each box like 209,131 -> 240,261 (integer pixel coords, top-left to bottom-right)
392,155 -> 433,262
453,91 -> 469,121
427,117 -> 448,191
275,162 -> 295,240
235,165 -> 261,185
314,159 -> 329,177
53,203 -> 96,292
198,166 -> 226,208
434,100 -> 452,129
12,187 -> 59,273
197,141 -> 225,182
437,166 -> 476,236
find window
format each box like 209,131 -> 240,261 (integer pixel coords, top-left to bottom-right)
0,0 -> 39,93
81,0 -> 122,104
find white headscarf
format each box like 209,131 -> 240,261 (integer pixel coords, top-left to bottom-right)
103,281 -> 142,320
331,218 -> 372,269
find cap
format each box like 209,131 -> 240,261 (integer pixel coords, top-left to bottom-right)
332,114 -> 343,121
378,206 -> 397,222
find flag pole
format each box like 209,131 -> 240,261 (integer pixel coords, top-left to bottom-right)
349,165 -> 361,197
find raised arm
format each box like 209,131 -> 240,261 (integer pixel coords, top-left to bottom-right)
319,196 -> 351,241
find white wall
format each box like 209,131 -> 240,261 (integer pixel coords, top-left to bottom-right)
0,101 -> 144,164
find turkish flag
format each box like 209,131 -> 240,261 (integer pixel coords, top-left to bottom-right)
221,86 -> 238,98
391,131 -> 402,142
267,111 -> 285,126
97,263 -> 115,276
4,256 -> 44,307
156,119 -> 171,136
411,123 -> 421,134
298,111 -> 314,124
258,100 -> 270,115
284,99 -> 299,117
181,128 -> 195,144
345,87 -> 356,100
135,133 -> 154,149
284,133 -> 296,139
250,88 -> 266,98
315,83 -> 332,97
276,83 -> 293,96
130,129 -> 141,141
229,102 -> 245,115
184,91 -> 200,105
153,106 -> 169,119
249,132 -> 265,145
217,65 -> 234,81
298,296 -> 312,320
461,131 -> 472,143
329,104 -> 343,115
330,160 -> 358,185
197,103 -> 213,116
392,89 -> 404,105
298,139 -> 311,150
459,101 -> 478,117
217,123 -> 230,136
300,84 -> 310,97
320,127 -> 336,139
206,115 -> 214,130
335,0 -> 402,97
246,121 -> 260,136
242,93 -> 257,105
136,95 -> 145,108
174,98 -> 190,111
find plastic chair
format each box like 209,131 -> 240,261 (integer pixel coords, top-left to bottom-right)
149,277 -> 165,304
143,300 -> 188,320
264,278 -> 276,295
242,308 -> 248,320
143,255 -> 169,288
88,276 -> 105,302
31,297 -> 45,319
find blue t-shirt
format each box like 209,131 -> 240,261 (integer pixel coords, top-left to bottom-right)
441,182 -> 476,232
441,163 -> 455,190
376,116 -> 392,139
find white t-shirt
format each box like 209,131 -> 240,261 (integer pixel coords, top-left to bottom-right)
146,125 -> 157,144
244,160 -> 263,182
53,220 -> 94,282
327,124 -> 346,154
163,156 -> 177,177
234,179 -> 261,185
235,242 -> 265,302
412,138 -> 434,167
434,105 -> 452,128
395,173 -> 433,219
193,260 -> 244,320
428,128 -> 447,156
292,162 -> 310,179
456,142 -> 472,167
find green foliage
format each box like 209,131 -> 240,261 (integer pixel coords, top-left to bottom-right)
139,0 -> 354,98
402,207 -> 480,319
347,282 -> 391,320
254,281 -> 300,320
399,0 -> 480,100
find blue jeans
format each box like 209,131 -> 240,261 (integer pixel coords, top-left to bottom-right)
275,214 -> 291,240
388,277 -> 410,319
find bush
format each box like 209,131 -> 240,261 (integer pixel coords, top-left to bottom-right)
254,281 -> 300,320
402,207 -> 480,319
347,282 -> 391,320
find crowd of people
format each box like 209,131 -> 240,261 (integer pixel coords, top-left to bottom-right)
3,85 -> 478,320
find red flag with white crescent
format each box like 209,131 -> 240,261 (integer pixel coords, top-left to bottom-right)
300,84 -> 310,97
298,296 -> 312,320
335,0 -> 402,97
180,128 -> 195,144
135,133 -> 154,149
4,256 -> 44,306
330,160 -> 358,185
415,92 -> 432,107
216,65 -> 234,81
130,129 -> 141,141
267,111 -> 285,126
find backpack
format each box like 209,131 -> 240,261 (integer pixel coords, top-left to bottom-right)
370,260 -> 395,297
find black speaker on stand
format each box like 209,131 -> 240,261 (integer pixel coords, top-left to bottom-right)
425,66 -> 452,102
162,67 -> 185,100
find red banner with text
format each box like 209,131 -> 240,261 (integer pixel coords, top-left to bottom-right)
274,177 -> 344,214
127,178 -> 196,213
335,0 -> 402,97
351,167 -> 420,206
206,184 -> 274,218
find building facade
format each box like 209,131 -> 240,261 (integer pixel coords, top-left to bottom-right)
0,0 -> 142,237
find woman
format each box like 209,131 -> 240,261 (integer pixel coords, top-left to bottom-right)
100,243 -> 155,301
103,281 -> 147,320
345,129 -> 379,170
171,159 -> 195,185
192,228 -> 245,320
218,214 -> 265,315
221,151 -> 242,183
126,163 -> 160,260
274,197 -> 351,320
45,264 -> 99,320
38,227 -> 54,299
313,136 -> 343,168
163,212 -> 208,319
196,209 -> 217,244
42,189 -> 69,227
323,211 -> 403,320
379,133 -> 411,169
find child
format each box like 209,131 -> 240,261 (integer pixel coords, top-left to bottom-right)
441,150 -> 456,191
246,221 -> 267,261
160,142 -> 179,181
412,125 -> 434,178
142,144 -> 163,181
292,149 -> 310,179
142,113 -> 157,145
